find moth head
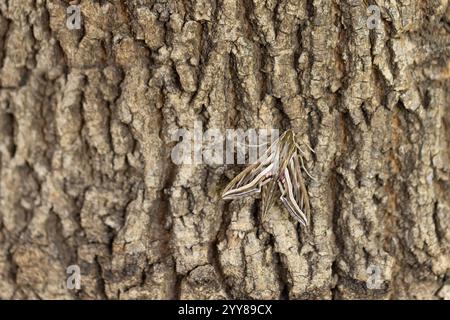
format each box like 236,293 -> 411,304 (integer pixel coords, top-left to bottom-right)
280,129 -> 295,142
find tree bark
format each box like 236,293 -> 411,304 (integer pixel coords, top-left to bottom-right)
0,0 -> 449,300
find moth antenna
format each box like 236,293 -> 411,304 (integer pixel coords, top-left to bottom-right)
298,154 -> 317,181
295,142 -> 307,155
305,142 -> 316,154
295,140 -> 315,155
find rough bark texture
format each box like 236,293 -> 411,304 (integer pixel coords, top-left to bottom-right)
0,0 -> 449,300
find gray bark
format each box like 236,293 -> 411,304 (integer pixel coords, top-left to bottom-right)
0,0 -> 449,299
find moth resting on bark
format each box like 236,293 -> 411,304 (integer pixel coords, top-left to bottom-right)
222,130 -> 315,227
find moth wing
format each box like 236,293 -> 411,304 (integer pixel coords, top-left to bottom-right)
290,153 -> 311,222
261,179 -> 280,219
278,152 -> 310,227
222,142 -> 279,200
222,162 -> 261,199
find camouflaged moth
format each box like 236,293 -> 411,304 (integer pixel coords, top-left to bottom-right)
222,130 -> 315,227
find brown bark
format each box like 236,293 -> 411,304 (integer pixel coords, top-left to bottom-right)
0,0 -> 449,299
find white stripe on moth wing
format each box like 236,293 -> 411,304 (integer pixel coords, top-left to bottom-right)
278,185 -> 307,226
222,162 -> 275,198
222,186 -> 260,199
296,151 -> 316,181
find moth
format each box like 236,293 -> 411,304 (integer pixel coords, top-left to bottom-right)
222,129 -> 315,227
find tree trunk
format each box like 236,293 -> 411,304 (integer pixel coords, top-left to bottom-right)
0,0 -> 449,300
